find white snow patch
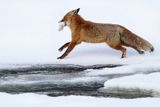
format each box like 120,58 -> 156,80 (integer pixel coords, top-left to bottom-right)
0,92 -> 160,107
0,64 -> 33,69
102,73 -> 160,97
58,22 -> 66,31
86,61 -> 160,76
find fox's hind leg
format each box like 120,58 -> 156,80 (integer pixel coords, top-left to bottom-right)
115,46 -> 127,58
58,42 -> 70,52
108,44 -> 127,58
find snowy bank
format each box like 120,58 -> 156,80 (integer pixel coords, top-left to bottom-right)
100,73 -> 160,97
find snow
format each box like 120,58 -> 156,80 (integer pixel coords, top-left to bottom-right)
58,22 -> 66,31
0,0 -> 160,107
86,61 -> 160,76
102,73 -> 160,97
0,93 -> 160,107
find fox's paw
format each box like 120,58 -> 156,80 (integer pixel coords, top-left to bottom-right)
57,56 -> 64,59
58,48 -> 63,52
138,51 -> 145,54
121,53 -> 126,58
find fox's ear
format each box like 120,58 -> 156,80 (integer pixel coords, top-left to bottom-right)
74,8 -> 80,14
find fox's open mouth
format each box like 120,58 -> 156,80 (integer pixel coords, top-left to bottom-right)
58,22 -> 66,31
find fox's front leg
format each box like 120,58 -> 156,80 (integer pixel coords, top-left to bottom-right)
57,42 -> 77,59
58,42 -> 70,52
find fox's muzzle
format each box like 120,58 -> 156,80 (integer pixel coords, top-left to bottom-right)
58,19 -> 64,23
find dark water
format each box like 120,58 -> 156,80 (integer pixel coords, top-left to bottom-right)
0,64 -> 157,98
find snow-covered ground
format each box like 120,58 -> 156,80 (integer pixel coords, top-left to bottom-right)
1,93 -> 160,107
101,73 -> 160,97
0,0 -> 160,107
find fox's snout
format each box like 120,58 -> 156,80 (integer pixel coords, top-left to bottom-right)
58,19 -> 64,23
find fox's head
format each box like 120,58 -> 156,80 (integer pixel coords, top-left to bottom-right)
58,8 -> 80,31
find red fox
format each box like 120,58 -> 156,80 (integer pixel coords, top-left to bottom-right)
57,8 -> 154,59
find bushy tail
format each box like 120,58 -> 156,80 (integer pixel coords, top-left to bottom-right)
120,27 -> 154,53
